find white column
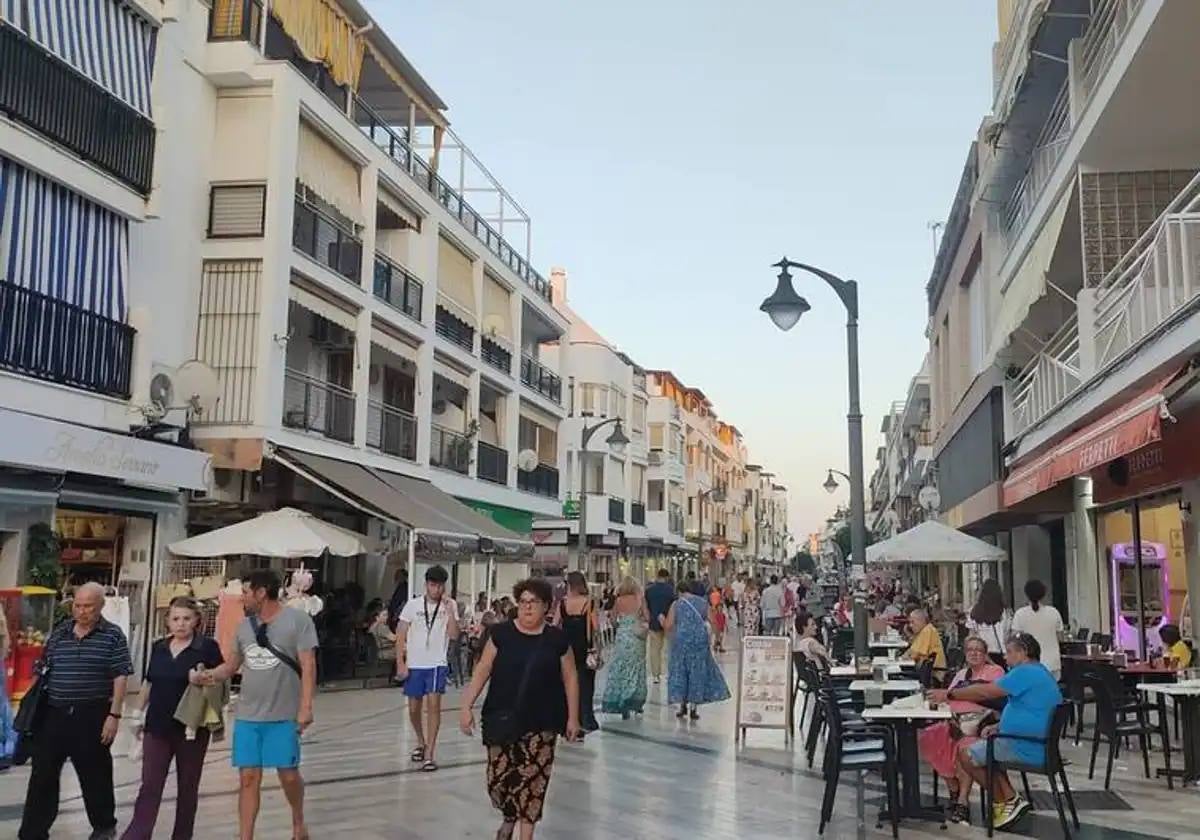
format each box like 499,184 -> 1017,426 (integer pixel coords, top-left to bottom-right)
353,163 -> 380,449
1068,476 -> 1103,633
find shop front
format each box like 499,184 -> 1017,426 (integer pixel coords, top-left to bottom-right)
0,406 -> 212,683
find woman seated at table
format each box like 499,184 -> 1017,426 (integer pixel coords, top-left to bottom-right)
1161,623 -> 1192,668
916,636 -> 1004,824
793,611 -> 830,664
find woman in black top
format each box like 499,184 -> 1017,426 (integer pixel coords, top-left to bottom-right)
122,596 -> 222,840
461,578 -> 580,840
557,571 -> 599,732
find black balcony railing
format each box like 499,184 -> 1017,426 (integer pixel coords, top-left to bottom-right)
366,400 -> 417,461
0,24 -> 155,195
430,424 -> 470,475
609,496 -> 625,524
669,505 -> 684,535
373,254 -> 422,322
631,501 -> 646,526
476,441 -> 508,485
351,96 -> 553,303
480,336 -> 512,375
0,279 -> 134,398
282,369 -> 354,443
435,305 -> 475,352
208,0 -> 263,44
518,463 -> 559,498
520,354 -> 562,404
293,198 -> 362,283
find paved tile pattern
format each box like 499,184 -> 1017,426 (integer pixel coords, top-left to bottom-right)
2,649 -> 1199,838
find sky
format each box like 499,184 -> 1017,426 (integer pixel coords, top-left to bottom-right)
366,0 -> 998,543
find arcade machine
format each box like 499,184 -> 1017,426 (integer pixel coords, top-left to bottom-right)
1110,542 -> 1170,652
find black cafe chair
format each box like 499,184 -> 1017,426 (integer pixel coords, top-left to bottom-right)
983,703 -> 1079,838
1076,627 -> 1091,641
817,692 -> 900,838
1060,657 -> 1097,745
1089,632 -> 1113,649
1083,673 -> 1172,790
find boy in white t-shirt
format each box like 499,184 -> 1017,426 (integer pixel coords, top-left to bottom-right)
396,565 -> 459,772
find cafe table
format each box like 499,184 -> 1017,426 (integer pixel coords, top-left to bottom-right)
1138,682 -> 1200,786
829,663 -> 902,678
872,656 -> 916,668
870,638 -> 909,651
848,680 -> 923,694
862,704 -> 952,823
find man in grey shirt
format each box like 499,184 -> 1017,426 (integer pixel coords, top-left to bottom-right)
193,569 -> 317,839
761,575 -> 784,635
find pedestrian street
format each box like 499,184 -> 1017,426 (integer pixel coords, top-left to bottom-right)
2,646 -> 1198,840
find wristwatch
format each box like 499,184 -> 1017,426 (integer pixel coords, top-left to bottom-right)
107,712 -> 122,720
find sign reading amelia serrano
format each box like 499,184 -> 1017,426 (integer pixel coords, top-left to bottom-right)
0,406 -> 212,491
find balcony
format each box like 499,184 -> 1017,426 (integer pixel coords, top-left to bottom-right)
293,197 -> 362,283
1009,171 -> 1200,436
631,501 -> 646,526
0,24 -> 155,195
608,496 -> 625,524
351,96 -> 553,303
282,369 -> 354,443
520,354 -> 562,404
517,463 -> 559,498
0,279 -> 134,398
373,255 -> 422,322
476,441 -> 508,485
430,424 -> 470,475
366,400 -> 417,461
481,336 -> 512,375
435,305 -> 475,352
208,0 -> 263,43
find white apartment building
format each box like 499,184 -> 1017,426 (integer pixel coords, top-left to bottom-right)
867,358 -> 933,539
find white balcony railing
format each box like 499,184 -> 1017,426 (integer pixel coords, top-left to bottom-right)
1002,83 -> 1071,244
1077,0 -> 1144,107
1009,171 -> 1200,436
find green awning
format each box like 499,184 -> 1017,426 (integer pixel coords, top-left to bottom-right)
457,498 -> 535,536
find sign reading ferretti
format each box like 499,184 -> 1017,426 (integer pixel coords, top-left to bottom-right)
0,407 -> 212,491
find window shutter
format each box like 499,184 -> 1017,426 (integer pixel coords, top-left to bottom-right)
209,185 -> 266,237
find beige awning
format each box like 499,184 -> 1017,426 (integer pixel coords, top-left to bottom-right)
986,182 -> 1076,360
378,187 -> 422,231
481,274 -> 512,341
290,283 -> 358,333
297,121 -> 363,225
370,327 -> 417,363
437,236 -> 476,318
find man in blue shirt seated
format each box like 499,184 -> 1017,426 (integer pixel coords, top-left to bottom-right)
927,632 -> 1061,829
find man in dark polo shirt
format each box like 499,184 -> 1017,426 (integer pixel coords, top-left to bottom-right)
20,581 -> 132,840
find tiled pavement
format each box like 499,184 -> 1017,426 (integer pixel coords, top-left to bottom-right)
2,649 -> 1199,838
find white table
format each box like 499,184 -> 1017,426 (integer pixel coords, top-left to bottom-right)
862,705 -> 951,721
829,664 -> 902,678
849,680 -> 922,693
870,638 -> 909,650
1139,682 -> 1200,785
862,705 -> 952,822
871,656 -> 915,668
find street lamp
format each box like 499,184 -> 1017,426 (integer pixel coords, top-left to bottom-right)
575,417 -> 630,575
823,468 -> 850,495
694,485 -> 726,578
761,257 -> 870,661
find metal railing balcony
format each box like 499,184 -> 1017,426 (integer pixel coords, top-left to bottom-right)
520,354 -> 562,404
435,305 -> 475,352
0,279 -> 134,398
481,336 -> 512,375
373,254 -> 422,322
282,369 -> 354,443
476,440 -> 508,485
293,198 -> 362,283
430,424 -> 470,475
631,501 -> 646,526
1002,83 -> 1072,245
350,96 -> 553,304
366,400 -> 417,461
517,463 -> 559,498
208,0 -> 263,43
608,496 -> 625,524
0,24 -> 155,195
1078,0 -> 1144,106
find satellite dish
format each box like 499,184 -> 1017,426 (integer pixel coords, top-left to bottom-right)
174,360 -> 220,419
918,484 -> 941,513
481,315 -> 507,338
516,449 -> 539,472
148,373 -> 174,415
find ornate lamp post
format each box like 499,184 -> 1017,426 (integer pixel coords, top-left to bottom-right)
575,417 -> 630,575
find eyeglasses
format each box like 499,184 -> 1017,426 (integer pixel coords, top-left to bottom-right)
517,598 -> 544,608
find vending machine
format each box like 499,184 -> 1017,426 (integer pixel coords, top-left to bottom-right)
1109,542 -> 1170,651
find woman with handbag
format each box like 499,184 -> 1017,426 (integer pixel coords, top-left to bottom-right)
556,572 -> 600,732
916,635 -> 1005,824
601,577 -> 649,719
663,581 -> 730,721
460,578 -> 581,840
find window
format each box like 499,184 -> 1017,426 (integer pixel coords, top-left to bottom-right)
209,184 -> 267,238
632,396 -> 647,434
584,453 -> 605,493
580,383 -> 608,415
632,464 -> 646,503
649,423 -> 665,449
967,263 -> 986,376
607,456 -> 625,496
609,386 -> 627,420
671,432 -> 683,457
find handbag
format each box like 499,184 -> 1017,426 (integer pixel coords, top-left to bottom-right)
584,602 -> 604,670
12,658 -> 50,766
951,709 -> 994,739
481,633 -> 543,747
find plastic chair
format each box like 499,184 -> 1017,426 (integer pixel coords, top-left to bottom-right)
982,703 -> 1079,838
817,692 -> 899,837
1083,673 -> 1172,790
1060,657 -> 1097,745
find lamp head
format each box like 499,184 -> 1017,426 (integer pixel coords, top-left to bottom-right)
822,470 -> 839,495
606,420 -> 630,455
761,260 -> 810,331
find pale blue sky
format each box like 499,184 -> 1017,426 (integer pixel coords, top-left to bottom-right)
367,0 -> 997,541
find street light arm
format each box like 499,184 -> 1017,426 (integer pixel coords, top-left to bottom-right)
774,258 -> 858,320
828,469 -> 851,481
580,416 -> 621,450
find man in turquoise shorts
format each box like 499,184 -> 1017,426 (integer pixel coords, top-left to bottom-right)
192,569 -> 318,839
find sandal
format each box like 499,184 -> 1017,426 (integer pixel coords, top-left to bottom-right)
496,821 -> 516,840
410,746 -> 425,763
421,758 -> 439,772
689,707 -> 700,721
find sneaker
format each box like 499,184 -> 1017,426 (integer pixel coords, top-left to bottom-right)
947,803 -> 970,825
992,796 -> 1031,830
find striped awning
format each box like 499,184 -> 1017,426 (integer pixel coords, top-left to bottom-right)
0,157 -> 129,321
19,0 -> 158,116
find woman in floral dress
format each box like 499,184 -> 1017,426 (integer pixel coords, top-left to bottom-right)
664,582 -> 730,720
741,579 -> 762,636
601,577 -> 648,718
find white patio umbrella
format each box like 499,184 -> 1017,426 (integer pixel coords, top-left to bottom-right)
865,520 -> 1005,566
169,507 -> 372,558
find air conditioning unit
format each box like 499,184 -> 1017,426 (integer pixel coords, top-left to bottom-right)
311,319 -> 354,349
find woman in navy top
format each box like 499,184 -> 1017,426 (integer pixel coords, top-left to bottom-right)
121,597 -> 222,840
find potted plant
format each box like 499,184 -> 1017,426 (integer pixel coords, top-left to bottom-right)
25,521 -> 61,588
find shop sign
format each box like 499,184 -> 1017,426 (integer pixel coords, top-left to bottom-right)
736,635 -> 792,735
1091,406 -> 1200,505
0,407 -> 212,491
561,497 -> 580,518
532,528 -> 568,546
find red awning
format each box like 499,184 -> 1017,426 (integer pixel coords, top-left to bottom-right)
1002,378 -> 1173,507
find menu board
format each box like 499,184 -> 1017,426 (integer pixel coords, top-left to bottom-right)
736,635 -> 792,733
